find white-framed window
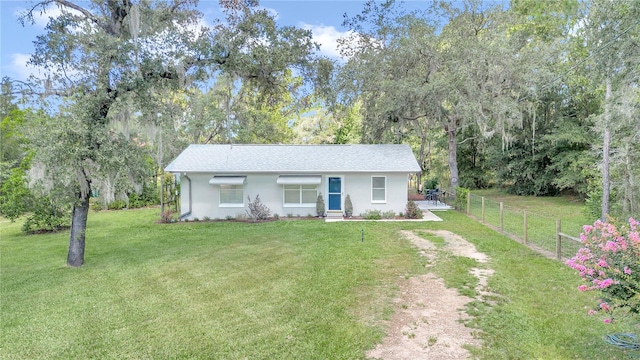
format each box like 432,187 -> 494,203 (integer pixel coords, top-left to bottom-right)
284,184 -> 317,206
371,176 -> 386,203
220,184 -> 244,207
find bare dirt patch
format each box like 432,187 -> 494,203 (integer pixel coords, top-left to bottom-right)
366,230 -> 493,360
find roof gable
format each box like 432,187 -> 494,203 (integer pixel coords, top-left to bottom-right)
164,144 -> 421,173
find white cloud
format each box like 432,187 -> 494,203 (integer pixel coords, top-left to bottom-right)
300,23 -> 351,60
9,53 -> 40,81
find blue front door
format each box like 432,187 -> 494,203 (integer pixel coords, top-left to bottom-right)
328,177 -> 341,211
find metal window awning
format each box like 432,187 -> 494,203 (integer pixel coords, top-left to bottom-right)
209,176 -> 246,185
276,175 -> 322,185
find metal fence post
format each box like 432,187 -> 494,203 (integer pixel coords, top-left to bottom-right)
466,191 -> 471,215
481,197 -> 485,224
556,219 -> 562,260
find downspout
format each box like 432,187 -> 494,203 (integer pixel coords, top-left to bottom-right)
179,174 -> 192,219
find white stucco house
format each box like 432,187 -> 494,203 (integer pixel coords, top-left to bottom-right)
164,144 -> 421,219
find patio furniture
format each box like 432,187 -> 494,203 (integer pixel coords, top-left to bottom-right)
425,189 -> 440,205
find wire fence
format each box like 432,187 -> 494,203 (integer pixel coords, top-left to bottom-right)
453,193 -> 586,261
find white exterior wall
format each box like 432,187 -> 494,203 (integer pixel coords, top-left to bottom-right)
180,173 -> 327,219
343,173 -> 409,216
178,172 -> 411,220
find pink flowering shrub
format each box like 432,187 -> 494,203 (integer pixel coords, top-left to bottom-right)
566,217 -> 640,323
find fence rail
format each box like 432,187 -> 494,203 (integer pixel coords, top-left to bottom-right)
455,193 -> 584,261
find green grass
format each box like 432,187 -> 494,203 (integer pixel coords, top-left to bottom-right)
424,212 -> 633,359
1,209 -> 424,359
469,189 -> 591,257
0,207 -> 635,359
415,230 -> 482,298
415,231 -> 447,247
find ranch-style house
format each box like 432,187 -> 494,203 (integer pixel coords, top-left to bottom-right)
164,144 -> 421,219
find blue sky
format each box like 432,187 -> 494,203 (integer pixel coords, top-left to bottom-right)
0,0 -> 417,82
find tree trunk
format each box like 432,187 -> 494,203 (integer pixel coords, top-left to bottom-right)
67,193 -> 89,267
601,75 -> 611,221
446,118 -> 459,195
416,121 -> 429,191
622,142 -> 631,214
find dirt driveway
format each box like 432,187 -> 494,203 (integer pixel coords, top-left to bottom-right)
366,230 -> 494,360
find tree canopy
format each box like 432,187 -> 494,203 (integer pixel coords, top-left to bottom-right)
9,0 -> 324,266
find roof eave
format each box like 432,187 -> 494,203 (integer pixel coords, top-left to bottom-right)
165,169 -> 420,174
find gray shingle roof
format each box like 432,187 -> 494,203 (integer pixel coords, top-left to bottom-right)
164,144 -> 421,173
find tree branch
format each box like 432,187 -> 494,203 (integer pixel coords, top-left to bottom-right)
401,113 -> 428,121
52,0 -> 103,29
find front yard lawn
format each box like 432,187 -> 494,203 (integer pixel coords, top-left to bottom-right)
0,208 -> 633,359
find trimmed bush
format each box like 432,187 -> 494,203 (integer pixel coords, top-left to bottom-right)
344,194 -> 353,217
362,209 -> 382,220
405,200 -> 423,219
108,199 -> 127,210
382,210 -> 396,219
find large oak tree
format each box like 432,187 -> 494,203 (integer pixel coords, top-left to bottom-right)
19,0 -> 320,266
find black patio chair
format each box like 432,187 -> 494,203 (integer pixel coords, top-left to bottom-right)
425,188 -> 440,204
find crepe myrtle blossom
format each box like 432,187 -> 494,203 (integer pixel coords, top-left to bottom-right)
567,218 -> 640,323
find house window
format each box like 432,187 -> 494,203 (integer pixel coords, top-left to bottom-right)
220,185 -> 244,207
284,184 -> 317,206
372,176 -> 386,203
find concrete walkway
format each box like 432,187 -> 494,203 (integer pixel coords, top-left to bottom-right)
415,200 -> 453,211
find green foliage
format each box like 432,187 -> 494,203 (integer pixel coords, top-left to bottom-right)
0,153 -> 70,234
291,103 -> 363,145
456,127 -> 492,189
107,200 -> 127,211
0,166 -> 33,221
422,178 -> 438,191
15,0 -> 320,265
453,187 -> 470,211
583,181 -> 603,221
382,210 -> 396,219
404,201 -> 423,219
511,0 -> 581,41
90,199 -> 103,212
128,182 -> 160,209
332,103 -> 362,144
21,196 -> 70,234
0,108 -> 26,170
495,145 -> 559,196
361,209 -> 382,220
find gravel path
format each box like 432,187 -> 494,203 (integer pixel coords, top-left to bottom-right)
366,230 -> 493,360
